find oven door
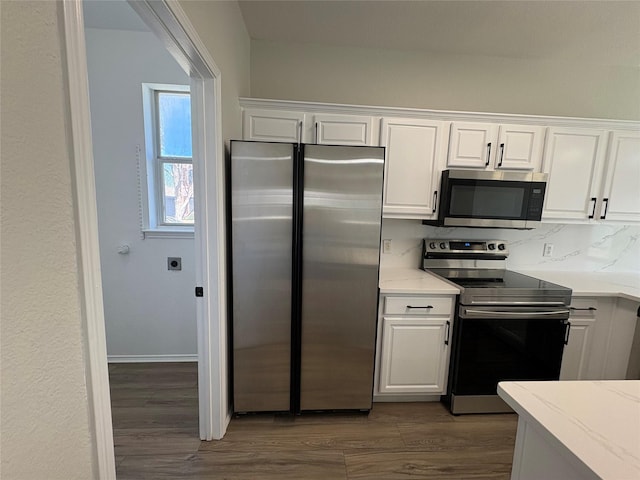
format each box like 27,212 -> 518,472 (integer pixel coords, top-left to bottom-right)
451,305 -> 570,396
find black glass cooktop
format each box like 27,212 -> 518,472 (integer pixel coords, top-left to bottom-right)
426,268 -> 570,291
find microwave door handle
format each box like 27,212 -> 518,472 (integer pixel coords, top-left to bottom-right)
485,143 -> 492,166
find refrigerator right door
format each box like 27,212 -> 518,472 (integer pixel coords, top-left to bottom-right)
299,144 -> 385,411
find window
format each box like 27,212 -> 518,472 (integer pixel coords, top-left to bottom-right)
141,84 -> 194,236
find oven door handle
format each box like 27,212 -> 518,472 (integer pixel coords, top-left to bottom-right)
462,308 -> 571,317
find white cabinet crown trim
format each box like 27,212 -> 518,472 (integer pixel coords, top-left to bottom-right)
240,98 -> 640,131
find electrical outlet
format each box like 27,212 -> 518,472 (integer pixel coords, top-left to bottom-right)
382,239 -> 392,254
168,257 -> 182,270
543,243 -> 554,257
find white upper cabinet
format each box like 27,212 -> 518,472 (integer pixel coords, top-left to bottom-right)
542,127 -> 608,222
448,122 -> 544,171
599,131 -> 640,223
312,113 -> 375,145
497,124 -> 546,170
380,118 -> 449,219
243,109 -> 305,143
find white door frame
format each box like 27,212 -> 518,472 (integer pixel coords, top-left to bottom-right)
62,1 -> 229,477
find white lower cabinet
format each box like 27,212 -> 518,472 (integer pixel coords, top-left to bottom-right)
375,294 -> 454,399
560,309 -> 596,380
378,316 -> 450,393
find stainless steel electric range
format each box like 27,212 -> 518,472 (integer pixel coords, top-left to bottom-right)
422,239 -> 572,414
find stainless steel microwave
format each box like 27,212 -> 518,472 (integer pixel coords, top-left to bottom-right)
424,170 -> 548,229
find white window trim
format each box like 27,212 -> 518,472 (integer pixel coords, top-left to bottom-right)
140,82 -> 194,238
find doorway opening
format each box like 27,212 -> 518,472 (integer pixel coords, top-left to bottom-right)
63,1 -> 229,476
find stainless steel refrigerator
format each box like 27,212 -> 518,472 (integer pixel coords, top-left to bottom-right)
228,140 -> 385,414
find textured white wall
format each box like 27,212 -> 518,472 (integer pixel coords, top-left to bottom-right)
0,2 -> 96,478
85,27 -> 196,358
381,220 -> 640,273
250,40 -> 640,121
178,0 -> 251,146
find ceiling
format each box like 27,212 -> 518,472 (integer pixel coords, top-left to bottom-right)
83,0 -> 149,31
238,0 -> 640,67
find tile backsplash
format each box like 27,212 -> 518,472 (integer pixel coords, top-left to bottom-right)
380,219 -> 640,273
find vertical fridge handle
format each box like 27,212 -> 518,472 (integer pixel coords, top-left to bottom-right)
564,322 -> 571,345
297,120 -> 302,145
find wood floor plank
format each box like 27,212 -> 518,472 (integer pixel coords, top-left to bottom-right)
397,419 -> 518,451
191,450 -> 348,480
113,427 -> 201,456
344,449 -> 514,479
199,421 -> 404,452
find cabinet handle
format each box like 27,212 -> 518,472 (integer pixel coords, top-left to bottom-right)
486,143 -> 492,166
445,320 -> 451,345
600,198 -> 609,219
569,307 -> 597,311
407,305 -> 433,309
315,122 -> 319,144
588,197 -> 597,219
498,143 -> 505,167
432,191 -> 438,213
564,321 -> 571,345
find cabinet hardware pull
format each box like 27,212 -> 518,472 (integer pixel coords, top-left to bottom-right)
315,122 -> 319,144
564,321 -> 571,345
588,197 -> 597,219
432,191 -> 438,213
407,305 -> 433,309
569,307 -> 597,311
486,143 -> 492,166
445,320 -> 451,345
600,198 -> 609,219
498,143 -> 505,167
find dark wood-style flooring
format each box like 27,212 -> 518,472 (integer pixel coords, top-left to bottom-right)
109,363 -> 518,479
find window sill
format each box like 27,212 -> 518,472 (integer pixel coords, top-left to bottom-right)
142,228 -> 194,239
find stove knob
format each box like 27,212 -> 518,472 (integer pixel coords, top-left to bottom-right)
429,242 -> 436,249
439,242 -> 447,249
488,243 -> 496,250
498,243 -> 506,251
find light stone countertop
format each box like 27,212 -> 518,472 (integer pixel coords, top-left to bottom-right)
498,380 -> 640,480
513,270 -> 640,302
378,267 -> 460,295
379,266 -> 640,302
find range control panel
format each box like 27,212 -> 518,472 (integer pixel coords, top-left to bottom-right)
424,239 -> 509,256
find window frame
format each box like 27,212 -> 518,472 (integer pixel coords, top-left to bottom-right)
141,83 -> 194,238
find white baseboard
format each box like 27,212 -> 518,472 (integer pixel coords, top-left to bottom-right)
108,354 -> 198,363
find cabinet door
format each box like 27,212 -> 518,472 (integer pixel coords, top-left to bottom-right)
542,127 -> 608,221
243,109 -> 304,143
496,124 -> 545,171
447,122 -> 499,168
599,131 -> 640,223
381,118 -> 449,218
378,316 -> 450,394
560,317 -> 596,380
313,114 -> 375,145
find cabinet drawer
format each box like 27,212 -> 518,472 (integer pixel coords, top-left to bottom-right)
384,296 -> 453,315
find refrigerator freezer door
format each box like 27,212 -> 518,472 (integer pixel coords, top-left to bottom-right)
230,141 -> 294,412
299,144 -> 385,411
